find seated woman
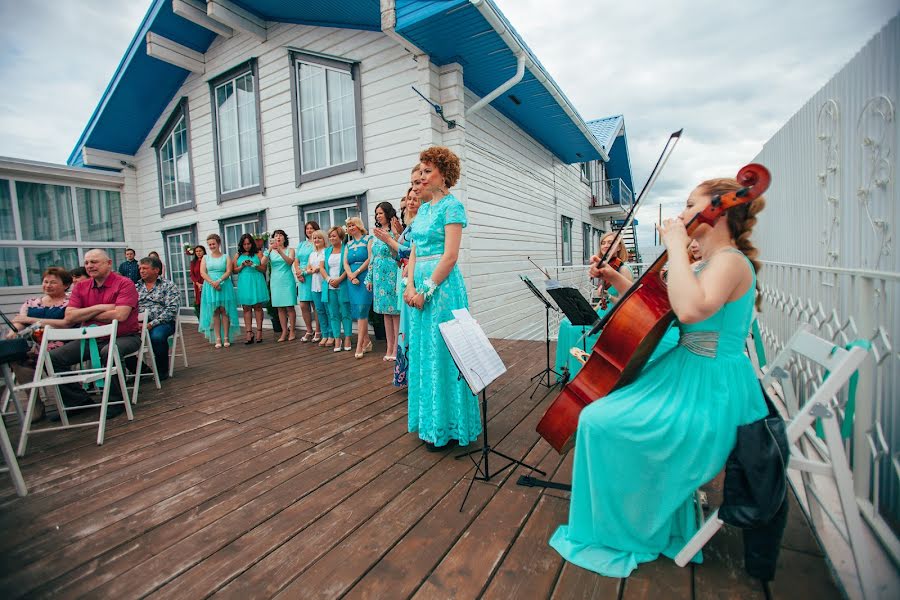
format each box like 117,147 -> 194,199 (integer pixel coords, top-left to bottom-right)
554,232 -> 632,381
549,176 -> 768,578
7,267 -> 74,422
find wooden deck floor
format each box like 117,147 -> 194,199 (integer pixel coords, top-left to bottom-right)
0,330 -> 842,599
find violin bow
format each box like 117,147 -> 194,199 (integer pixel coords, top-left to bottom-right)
528,256 -> 552,279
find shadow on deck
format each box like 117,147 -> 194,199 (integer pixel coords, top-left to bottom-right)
0,332 -> 842,599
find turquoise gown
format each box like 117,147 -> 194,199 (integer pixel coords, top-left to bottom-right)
345,235 -> 374,319
235,253 -> 269,306
549,251 -> 768,578
371,232 -> 400,315
295,240 -> 315,302
266,248 -> 297,307
407,194 -> 481,446
198,253 -> 241,343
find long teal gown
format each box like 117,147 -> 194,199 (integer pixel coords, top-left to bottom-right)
407,194 -> 481,446
266,248 -> 297,307
371,232 -> 400,315
198,253 -> 241,343
235,253 -> 269,306
549,251 -> 768,578
295,240 -> 315,302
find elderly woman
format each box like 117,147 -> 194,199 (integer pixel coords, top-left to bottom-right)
403,146 -> 480,451
344,217 -> 374,358
323,225 -> 353,352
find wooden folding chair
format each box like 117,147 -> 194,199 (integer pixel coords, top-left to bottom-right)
675,324 -> 873,597
16,321 -> 133,456
121,312 -> 161,405
168,312 -> 188,378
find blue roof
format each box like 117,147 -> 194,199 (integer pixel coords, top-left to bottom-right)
68,0 -> 606,166
587,115 -> 634,196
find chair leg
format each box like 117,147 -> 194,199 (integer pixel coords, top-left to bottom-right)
675,507 -> 724,567
115,354 -> 133,421
0,414 -> 26,496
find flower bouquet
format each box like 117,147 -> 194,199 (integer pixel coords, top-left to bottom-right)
183,243 -> 194,256
253,232 -> 269,250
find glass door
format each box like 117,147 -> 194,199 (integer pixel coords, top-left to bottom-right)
164,229 -> 194,308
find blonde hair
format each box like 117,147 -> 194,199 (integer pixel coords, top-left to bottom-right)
327,226 -> 346,242
311,230 -> 326,245
345,216 -> 367,235
600,232 -> 629,263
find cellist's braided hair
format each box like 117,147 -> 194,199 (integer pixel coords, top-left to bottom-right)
697,178 -> 766,311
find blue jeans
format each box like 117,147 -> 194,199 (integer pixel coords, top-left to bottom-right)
313,292 -> 331,338
149,321 -> 175,375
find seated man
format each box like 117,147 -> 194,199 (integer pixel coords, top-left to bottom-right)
50,249 -> 141,419
136,256 -> 179,380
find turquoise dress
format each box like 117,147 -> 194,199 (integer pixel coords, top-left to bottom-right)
407,194 -> 481,446
295,240 -> 315,302
235,253 -> 269,306
266,248 -> 297,307
345,235 -> 373,320
371,232 -> 400,315
549,251 -> 768,578
198,253 -> 241,343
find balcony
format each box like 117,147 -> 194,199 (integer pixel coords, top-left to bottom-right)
588,177 -> 633,220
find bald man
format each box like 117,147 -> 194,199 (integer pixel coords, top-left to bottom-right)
49,249 -> 141,419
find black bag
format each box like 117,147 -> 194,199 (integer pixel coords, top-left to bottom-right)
0,337 -> 29,364
719,385 -> 790,581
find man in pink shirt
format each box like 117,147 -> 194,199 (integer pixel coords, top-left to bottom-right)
50,249 -> 141,419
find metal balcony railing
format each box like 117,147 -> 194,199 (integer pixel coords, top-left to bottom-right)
590,177 -> 633,208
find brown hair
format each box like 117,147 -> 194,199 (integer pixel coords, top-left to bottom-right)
600,232 -> 629,264
696,178 -> 766,310
206,233 -> 221,244
419,146 -> 461,188
43,266 -> 73,288
327,225 -> 346,243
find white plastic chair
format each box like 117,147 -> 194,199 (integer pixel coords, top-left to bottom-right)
0,363 -> 27,496
675,324 -> 872,597
16,321 -> 133,455
121,312 -> 161,405
168,312 -> 188,377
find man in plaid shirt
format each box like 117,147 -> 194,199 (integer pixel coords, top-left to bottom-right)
136,256 -> 180,380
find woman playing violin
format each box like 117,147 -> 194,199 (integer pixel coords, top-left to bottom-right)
549,175 -> 768,578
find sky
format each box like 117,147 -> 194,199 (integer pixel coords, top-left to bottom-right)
1,0 -> 898,253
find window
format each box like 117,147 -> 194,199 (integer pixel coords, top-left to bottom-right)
210,59 -> 264,202
561,216 -> 573,266
153,97 -> 194,214
220,212 -> 267,257
0,178 -> 126,288
289,49 -> 364,185
582,222 -> 592,264
299,195 -> 365,233
163,225 -> 199,308
592,227 -> 604,256
580,162 -> 591,184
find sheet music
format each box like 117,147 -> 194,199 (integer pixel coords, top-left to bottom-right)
439,309 -> 506,394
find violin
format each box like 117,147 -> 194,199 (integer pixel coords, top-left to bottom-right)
536,163 -> 772,453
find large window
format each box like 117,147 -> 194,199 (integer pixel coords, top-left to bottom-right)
153,97 -> 194,214
163,226 -> 198,308
220,212 -> 267,257
561,216 -> 573,266
0,178 -> 126,288
299,195 -> 364,233
210,59 -> 264,202
289,50 -> 364,185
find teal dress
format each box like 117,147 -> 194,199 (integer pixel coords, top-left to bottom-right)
549,251 -> 767,578
346,235 -> 373,320
295,240 -> 315,302
198,253 -> 241,343
371,232 -> 400,315
407,194 -> 481,446
266,248 -> 297,307
235,253 -> 269,306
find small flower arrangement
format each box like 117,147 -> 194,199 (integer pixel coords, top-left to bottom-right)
252,232 -> 270,241
183,243 -> 194,255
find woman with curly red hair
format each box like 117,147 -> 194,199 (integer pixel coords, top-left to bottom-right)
403,146 -> 480,451
550,176 -> 768,578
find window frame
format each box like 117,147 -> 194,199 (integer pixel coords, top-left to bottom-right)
218,211 -> 268,258
152,97 -> 195,215
582,222 -> 592,264
298,194 -> 368,234
288,49 -> 364,187
561,216 -> 573,266
209,59 -> 265,203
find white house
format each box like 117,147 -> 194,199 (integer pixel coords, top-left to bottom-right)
0,0 -> 635,340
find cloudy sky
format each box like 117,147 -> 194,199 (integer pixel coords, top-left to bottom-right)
1,0 -> 897,251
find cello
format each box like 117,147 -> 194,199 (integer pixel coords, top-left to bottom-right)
536,163 -> 771,453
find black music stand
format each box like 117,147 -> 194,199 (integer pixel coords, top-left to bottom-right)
545,286 -> 601,382
520,275 -> 564,398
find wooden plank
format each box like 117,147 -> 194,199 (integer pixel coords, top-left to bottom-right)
620,555 -> 691,600
693,523 -> 766,600
767,547 -> 843,600
550,562 -> 621,600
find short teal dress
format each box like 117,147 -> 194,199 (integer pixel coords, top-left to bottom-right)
345,235 -> 373,320
407,194 -> 481,446
235,253 -> 269,306
198,253 -> 241,343
295,240 -> 315,302
549,251 -> 768,578
371,232 -> 400,315
266,248 -> 297,307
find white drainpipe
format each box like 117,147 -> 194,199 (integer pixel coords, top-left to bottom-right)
469,0 -> 608,161
380,0 -> 426,57
467,52 -> 525,115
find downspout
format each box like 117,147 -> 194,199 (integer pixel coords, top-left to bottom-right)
469,0 -> 609,162
467,52 -> 525,115
380,0 -> 426,57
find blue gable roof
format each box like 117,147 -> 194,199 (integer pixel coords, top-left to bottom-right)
68,0 -> 607,166
587,116 -> 634,197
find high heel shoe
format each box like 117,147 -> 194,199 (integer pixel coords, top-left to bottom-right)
244,332 -> 254,345
256,330 -> 264,343
355,351 -> 364,359
363,340 -> 373,353
215,341 -> 222,349
300,332 -> 313,342
223,340 -> 231,348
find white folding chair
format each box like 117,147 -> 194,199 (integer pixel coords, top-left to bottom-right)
0,363 -> 27,496
16,321 -> 133,456
168,312 -> 188,378
121,312 -> 160,405
675,324 -> 872,597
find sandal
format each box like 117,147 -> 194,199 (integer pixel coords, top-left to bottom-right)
288,331 -> 297,342
319,337 -> 329,347
256,330 -> 264,343
300,333 -> 313,343
312,333 -> 321,343
363,340 -> 373,353
244,332 -> 254,345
